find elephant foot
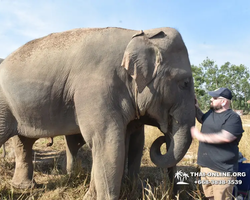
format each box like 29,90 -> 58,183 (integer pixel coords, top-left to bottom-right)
83,188 -> 96,200
10,178 -> 36,189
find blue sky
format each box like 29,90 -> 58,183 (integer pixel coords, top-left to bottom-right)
0,0 -> 249,68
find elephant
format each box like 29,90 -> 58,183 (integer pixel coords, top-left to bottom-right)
10,134 -> 85,185
0,58 -> 5,158
0,27 -> 195,199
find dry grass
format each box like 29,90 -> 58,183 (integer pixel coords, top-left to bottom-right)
0,116 -> 249,199
239,115 -> 250,161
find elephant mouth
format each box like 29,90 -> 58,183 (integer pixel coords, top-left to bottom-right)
138,115 -> 161,130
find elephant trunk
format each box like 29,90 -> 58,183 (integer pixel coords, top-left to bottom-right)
150,105 -> 195,168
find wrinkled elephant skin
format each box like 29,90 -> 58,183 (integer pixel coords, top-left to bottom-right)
0,27 -> 195,199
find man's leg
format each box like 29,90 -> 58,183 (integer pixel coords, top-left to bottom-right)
212,177 -> 235,200
201,167 -> 214,199
201,167 -> 235,200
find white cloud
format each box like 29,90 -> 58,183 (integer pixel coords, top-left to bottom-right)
0,1 -> 67,58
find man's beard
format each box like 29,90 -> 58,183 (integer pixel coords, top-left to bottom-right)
210,103 -> 223,111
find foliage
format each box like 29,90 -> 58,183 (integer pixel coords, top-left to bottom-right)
192,57 -> 250,112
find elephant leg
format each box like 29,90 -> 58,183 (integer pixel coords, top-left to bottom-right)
127,126 -> 144,179
83,169 -> 96,200
81,128 -> 125,200
64,134 -> 85,174
94,138 -> 124,199
11,135 -> 37,189
74,92 -> 126,199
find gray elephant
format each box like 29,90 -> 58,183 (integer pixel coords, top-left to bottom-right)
0,58 -> 5,158
10,134 -> 85,186
0,27 -> 195,200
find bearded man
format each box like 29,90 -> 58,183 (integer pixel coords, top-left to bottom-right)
191,88 -> 244,200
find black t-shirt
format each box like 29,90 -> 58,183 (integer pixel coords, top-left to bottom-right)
197,109 -> 244,172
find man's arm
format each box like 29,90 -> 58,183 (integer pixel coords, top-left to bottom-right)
190,126 -> 237,144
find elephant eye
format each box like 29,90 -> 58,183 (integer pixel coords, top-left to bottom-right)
179,78 -> 190,90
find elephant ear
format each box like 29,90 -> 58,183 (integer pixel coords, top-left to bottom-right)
146,31 -> 167,39
121,31 -> 163,93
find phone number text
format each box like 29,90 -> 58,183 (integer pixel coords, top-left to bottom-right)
195,180 -> 242,185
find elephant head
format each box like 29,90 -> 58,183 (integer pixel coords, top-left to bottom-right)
122,28 -> 195,168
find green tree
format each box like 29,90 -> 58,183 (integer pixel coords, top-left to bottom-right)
191,64 -> 205,96
219,63 -> 250,111
192,57 -> 250,112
